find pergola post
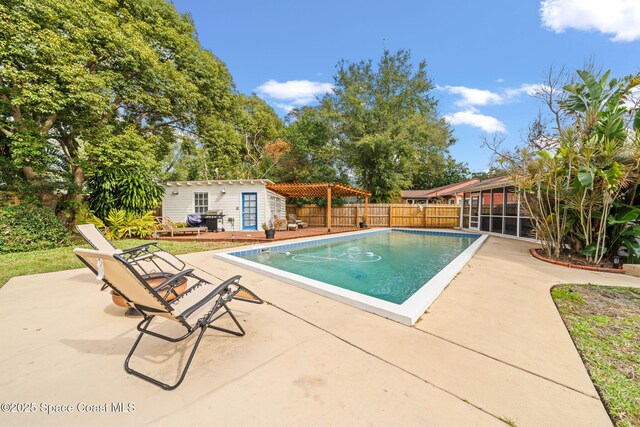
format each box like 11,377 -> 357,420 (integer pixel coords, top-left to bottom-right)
365,195 -> 369,226
326,184 -> 332,233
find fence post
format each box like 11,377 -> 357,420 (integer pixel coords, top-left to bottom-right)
424,206 -> 427,227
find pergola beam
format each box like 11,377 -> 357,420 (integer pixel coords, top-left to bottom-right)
266,182 -> 371,232
266,182 -> 371,198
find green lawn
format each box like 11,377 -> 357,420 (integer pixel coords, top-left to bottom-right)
0,239 -> 244,288
551,284 -> 640,427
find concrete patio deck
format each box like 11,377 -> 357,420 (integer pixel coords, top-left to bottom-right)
1,232 -> 639,426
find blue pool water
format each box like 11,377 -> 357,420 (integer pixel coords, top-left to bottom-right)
236,230 -> 479,304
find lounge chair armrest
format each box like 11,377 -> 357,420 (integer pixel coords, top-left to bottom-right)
120,242 -> 160,254
152,269 -> 193,300
177,275 -> 243,319
120,242 -> 186,272
157,269 -> 194,288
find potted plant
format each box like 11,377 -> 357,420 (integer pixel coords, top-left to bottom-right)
359,215 -> 368,229
262,222 -> 276,239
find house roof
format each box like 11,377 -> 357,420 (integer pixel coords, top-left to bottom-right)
162,179 -> 274,187
401,189 -> 431,198
266,182 -> 371,198
459,176 -> 512,193
401,179 -> 480,199
401,176 -> 513,199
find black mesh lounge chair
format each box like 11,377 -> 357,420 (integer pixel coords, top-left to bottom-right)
73,248 -> 263,390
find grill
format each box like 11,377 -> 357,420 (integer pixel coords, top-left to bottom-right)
201,210 -> 225,232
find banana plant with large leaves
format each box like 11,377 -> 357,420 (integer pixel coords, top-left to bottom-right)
563,70 -> 640,139
560,70 -> 640,263
606,203 -> 640,258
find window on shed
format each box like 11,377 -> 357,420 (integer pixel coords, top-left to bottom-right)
194,192 -> 209,214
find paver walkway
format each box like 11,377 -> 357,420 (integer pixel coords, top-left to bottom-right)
1,233 -> 638,426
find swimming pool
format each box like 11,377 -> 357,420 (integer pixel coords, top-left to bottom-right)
216,229 -> 487,325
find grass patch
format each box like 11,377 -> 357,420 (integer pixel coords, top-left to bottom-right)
551,287 -> 585,304
551,284 -> 640,427
0,239 -> 244,288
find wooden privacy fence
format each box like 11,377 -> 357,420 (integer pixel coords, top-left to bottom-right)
286,204 -> 461,228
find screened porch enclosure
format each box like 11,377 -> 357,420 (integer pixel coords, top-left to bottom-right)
461,185 -> 534,239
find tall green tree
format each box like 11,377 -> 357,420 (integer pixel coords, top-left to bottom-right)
270,106 -> 348,184
323,49 -> 455,202
234,94 -> 285,178
411,156 -> 470,189
0,0 -> 241,216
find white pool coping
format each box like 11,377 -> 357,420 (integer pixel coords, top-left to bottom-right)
216,229 -> 488,325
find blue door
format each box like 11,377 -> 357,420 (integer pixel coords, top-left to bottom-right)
242,192 -> 258,230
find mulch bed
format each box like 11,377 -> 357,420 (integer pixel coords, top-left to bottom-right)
531,248 -> 624,273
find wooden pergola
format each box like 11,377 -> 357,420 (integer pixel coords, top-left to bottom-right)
266,182 -> 371,232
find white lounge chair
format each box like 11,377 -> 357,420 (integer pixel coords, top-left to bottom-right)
154,217 -> 208,238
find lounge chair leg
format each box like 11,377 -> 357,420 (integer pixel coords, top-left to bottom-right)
123,305 -> 245,390
124,323 -> 209,391
207,303 -> 245,336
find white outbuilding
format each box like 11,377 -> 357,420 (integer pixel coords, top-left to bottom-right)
160,179 -> 286,231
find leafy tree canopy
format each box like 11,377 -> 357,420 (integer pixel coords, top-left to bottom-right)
0,0 -> 244,216
321,49 -> 455,202
270,106 -> 349,184
411,156 -> 471,189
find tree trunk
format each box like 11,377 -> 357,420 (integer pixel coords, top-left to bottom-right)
61,164 -> 86,225
21,166 -> 58,209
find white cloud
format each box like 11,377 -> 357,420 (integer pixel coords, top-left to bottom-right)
496,78 -> 505,83
540,0 -> 640,42
255,80 -> 333,109
274,103 -> 295,113
444,110 -> 507,133
504,83 -> 549,98
624,86 -> 640,109
438,83 -> 545,110
438,85 -> 504,107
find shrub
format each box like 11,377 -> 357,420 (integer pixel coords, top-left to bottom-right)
0,205 -> 70,253
102,209 -> 157,240
498,69 -> 640,264
86,169 -> 164,220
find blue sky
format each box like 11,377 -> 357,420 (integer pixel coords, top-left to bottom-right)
172,0 -> 640,172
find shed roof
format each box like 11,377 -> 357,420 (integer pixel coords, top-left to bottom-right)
162,179 -> 274,187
